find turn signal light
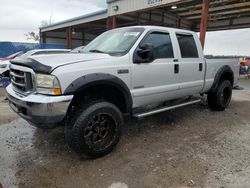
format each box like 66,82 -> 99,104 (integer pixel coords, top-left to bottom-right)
53,88 -> 62,95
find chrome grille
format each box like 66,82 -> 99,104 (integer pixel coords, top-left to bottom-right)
10,68 -> 34,93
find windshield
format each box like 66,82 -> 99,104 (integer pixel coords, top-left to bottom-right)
83,27 -> 144,56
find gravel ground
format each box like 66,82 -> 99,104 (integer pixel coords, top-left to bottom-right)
0,79 -> 250,188
0,88 -> 18,125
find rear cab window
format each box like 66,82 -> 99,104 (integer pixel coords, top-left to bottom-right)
176,33 -> 199,58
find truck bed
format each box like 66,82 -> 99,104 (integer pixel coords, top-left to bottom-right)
202,57 -> 240,93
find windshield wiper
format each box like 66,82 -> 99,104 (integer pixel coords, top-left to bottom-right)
89,49 -> 106,54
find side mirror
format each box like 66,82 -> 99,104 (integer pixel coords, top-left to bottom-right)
134,43 -> 154,64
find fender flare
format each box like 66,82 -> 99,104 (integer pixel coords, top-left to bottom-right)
64,73 -> 132,113
209,65 -> 234,93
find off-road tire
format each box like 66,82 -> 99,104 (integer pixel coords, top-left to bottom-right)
65,100 -> 123,159
207,80 -> 232,111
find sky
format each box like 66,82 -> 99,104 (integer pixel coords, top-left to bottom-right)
0,0 -> 249,56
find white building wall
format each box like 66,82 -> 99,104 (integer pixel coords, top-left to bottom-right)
108,0 -> 181,16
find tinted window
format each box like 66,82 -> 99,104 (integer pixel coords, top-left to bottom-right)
142,32 -> 174,59
176,34 -> 199,58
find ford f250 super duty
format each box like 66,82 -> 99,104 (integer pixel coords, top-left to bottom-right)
6,26 -> 239,158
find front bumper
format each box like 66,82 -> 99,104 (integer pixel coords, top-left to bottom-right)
6,84 -> 73,126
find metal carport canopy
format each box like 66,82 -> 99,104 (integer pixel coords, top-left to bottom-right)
39,9 -> 108,48
39,0 -> 250,49
108,0 -> 250,31
107,0 -> 250,47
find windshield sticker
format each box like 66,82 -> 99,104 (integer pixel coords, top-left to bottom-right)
124,32 -> 140,37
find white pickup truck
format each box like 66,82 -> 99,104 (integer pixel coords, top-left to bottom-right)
6,26 -> 239,158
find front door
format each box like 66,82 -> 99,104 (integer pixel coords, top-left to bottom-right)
131,30 -> 179,108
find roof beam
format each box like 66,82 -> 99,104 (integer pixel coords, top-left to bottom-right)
194,15 -> 250,31
179,2 -> 250,17
185,8 -> 250,20
170,0 -> 241,13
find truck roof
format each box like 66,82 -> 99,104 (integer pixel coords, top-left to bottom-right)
116,25 -> 196,35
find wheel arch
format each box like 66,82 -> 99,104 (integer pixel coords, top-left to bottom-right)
64,73 -> 132,114
209,65 -> 234,93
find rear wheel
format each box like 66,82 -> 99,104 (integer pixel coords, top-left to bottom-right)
207,80 -> 232,111
65,100 -> 123,159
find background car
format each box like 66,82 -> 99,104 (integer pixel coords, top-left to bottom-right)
0,51 -> 25,76
0,51 -> 25,61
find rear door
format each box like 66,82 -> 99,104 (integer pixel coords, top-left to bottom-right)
175,32 -> 205,96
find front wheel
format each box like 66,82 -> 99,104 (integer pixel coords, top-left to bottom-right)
65,100 -> 123,159
207,80 -> 232,111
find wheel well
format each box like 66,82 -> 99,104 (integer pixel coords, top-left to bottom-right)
220,72 -> 234,86
69,84 -> 130,114
208,67 -> 234,94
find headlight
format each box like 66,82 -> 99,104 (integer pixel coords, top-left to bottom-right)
36,74 -> 62,95
0,64 -> 7,68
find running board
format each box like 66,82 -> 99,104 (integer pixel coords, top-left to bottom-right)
132,99 -> 201,119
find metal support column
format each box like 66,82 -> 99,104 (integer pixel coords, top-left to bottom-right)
40,31 -> 46,44
112,16 -> 117,29
66,27 -> 72,49
82,32 -> 85,45
199,0 -> 209,49
106,17 -> 110,30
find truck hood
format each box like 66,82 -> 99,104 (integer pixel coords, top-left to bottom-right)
11,53 -> 111,74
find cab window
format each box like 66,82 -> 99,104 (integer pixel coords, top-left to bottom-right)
141,32 -> 174,59
176,34 -> 199,58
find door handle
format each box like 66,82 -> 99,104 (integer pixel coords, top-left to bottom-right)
174,64 -> 179,74
199,63 -> 203,71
